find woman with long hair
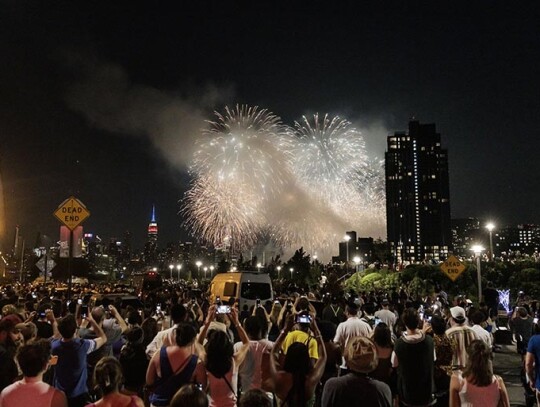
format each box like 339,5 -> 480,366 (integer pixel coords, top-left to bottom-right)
269,314 -> 327,407
253,305 -> 271,339
449,340 -> 510,407
86,357 -> 144,407
268,300 -> 282,341
198,305 -> 250,407
141,317 -> 158,350
119,327 -> 148,396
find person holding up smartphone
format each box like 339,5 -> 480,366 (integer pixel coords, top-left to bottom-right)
269,313 -> 327,406
280,310 -> 320,366
197,305 -> 251,407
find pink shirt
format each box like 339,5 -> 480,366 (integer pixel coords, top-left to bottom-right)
0,377 -> 58,407
457,374 -> 501,406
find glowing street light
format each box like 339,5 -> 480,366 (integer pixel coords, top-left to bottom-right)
353,256 -> 361,273
203,266 -> 208,279
195,261 -> 202,281
289,267 -> 294,280
176,264 -> 182,281
209,266 -> 214,278
344,234 -> 351,269
257,262 -> 262,272
169,264 -> 174,280
276,266 -> 282,279
486,222 -> 495,261
471,245 -> 485,302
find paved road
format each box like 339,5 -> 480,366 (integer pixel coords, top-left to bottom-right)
493,343 -> 534,407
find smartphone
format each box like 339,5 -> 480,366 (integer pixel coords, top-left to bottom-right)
217,305 -> 231,314
156,304 -> 161,312
274,300 -> 280,304
426,315 -> 432,323
216,296 -> 221,304
32,293 -> 37,299
77,299 -> 83,305
256,299 -> 261,307
296,314 -> 312,324
419,312 -> 424,321
38,312 -> 46,318
80,305 -> 88,318
534,317 -> 539,324
374,317 -> 381,326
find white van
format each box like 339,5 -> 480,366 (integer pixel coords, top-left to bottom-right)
209,271 -> 273,310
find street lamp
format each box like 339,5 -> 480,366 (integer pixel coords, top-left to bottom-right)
353,256 -> 361,273
203,266 -> 208,279
257,262 -> 262,273
344,235 -> 351,269
209,266 -> 214,278
471,245 -> 485,303
176,264 -> 181,281
276,266 -> 281,279
169,264 -> 174,280
289,267 -> 294,280
195,261 -> 202,281
486,222 -> 495,261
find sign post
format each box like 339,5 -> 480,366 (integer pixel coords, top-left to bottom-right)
54,197 -> 90,301
440,255 -> 466,282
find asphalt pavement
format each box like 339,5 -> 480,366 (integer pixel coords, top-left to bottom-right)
493,343 -> 534,407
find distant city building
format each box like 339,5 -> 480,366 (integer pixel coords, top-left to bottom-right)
144,205 -> 158,264
333,231 -> 374,264
451,218 -> 483,258
385,120 -> 451,263
496,224 -> 540,255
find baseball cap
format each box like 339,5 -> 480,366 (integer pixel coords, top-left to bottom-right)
450,306 -> 466,322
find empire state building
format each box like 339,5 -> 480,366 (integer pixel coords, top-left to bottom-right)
144,205 -> 158,264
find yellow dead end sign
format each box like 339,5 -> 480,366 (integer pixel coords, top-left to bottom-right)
440,255 -> 466,281
54,196 -> 90,230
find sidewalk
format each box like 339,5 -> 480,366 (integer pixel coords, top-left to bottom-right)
493,343 -> 534,407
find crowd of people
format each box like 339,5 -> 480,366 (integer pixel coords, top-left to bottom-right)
0,279 -> 538,407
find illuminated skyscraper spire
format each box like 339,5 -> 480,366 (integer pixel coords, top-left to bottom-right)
145,205 -> 158,263
148,205 -> 158,237
151,205 -> 156,223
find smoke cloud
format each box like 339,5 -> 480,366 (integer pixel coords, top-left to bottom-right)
64,57 -> 233,170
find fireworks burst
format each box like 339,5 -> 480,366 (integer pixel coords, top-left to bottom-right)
291,114 -> 367,214
182,105 -> 386,256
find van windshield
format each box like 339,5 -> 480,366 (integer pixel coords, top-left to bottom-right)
241,282 -> 271,300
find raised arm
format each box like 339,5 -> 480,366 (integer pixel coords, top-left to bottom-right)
47,309 -> 61,339
307,318 -> 327,388
230,307 -> 250,366
86,312 -> 107,350
108,305 -> 128,333
270,314 -> 294,379
197,305 -> 216,345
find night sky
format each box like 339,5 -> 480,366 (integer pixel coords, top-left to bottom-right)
1,1 -> 540,251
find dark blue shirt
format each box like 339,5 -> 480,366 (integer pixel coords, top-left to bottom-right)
51,337 -> 96,398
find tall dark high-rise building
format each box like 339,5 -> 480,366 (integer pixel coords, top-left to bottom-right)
385,120 -> 451,263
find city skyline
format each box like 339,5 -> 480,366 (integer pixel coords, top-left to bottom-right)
2,2 -> 540,250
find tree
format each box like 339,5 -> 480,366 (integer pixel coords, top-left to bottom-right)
285,247 -> 312,288
217,258 -> 230,273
